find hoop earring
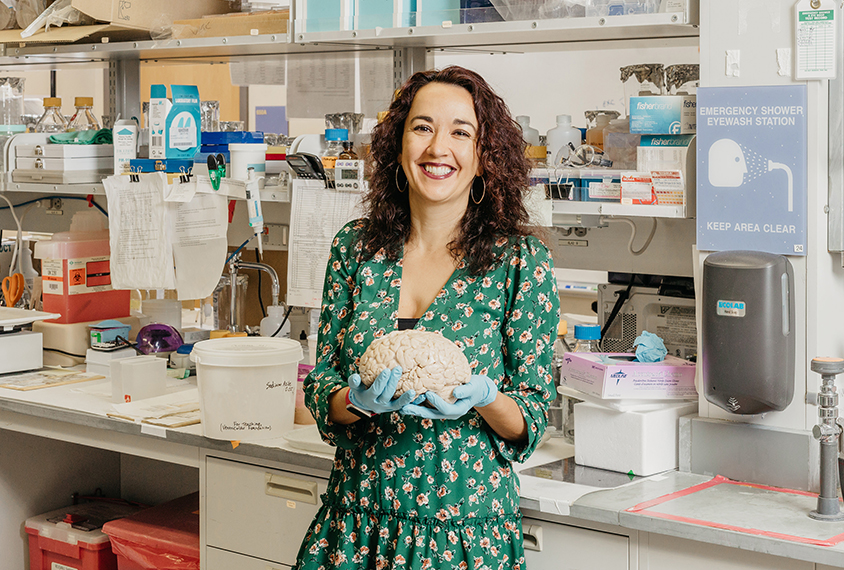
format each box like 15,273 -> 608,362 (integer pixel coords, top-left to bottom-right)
395,164 -> 408,193
471,176 -> 486,205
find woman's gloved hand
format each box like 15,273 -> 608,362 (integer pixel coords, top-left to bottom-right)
348,366 -> 417,415
401,374 -> 498,420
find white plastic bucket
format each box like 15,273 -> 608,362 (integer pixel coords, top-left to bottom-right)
229,142 -> 267,181
191,337 -> 303,441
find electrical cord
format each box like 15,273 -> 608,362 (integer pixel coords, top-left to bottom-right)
270,304 -> 294,338
224,235 -> 255,266
606,217 -> 658,256
255,247 -> 266,319
0,194 -> 24,280
600,274 -> 636,343
0,195 -> 108,217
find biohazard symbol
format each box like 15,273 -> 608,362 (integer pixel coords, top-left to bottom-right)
69,268 -> 85,286
125,395 -> 131,403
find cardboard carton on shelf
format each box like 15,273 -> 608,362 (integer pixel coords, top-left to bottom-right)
0,0 -> 233,44
172,10 -> 290,39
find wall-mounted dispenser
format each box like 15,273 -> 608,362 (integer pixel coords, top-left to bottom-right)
701,250 -> 794,414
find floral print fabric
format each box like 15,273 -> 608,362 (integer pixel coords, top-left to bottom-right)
295,219 -> 560,570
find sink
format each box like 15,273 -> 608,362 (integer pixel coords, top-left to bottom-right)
520,457 -> 645,488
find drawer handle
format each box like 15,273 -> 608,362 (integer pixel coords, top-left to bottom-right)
264,473 -> 318,504
523,524 -> 543,551
34,158 -> 43,169
34,145 -> 43,156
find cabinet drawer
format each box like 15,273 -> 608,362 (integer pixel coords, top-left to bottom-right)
522,516 -> 628,570
205,456 -> 326,565
207,546 -> 292,570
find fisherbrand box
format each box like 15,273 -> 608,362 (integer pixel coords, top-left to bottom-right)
629,95 -> 696,135
559,352 -> 697,399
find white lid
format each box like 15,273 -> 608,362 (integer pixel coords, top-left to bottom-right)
25,502 -> 142,546
191,337 -> 302,367
229,143 -> 268,151
556,114 -> 572,124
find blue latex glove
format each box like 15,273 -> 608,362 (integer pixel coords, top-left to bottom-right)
348,367 -> 417,415
401,375 -> 498,420
633,331 -> 668,362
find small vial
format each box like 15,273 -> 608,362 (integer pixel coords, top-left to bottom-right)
34,97 -> 68,133
339,140 -> 358,159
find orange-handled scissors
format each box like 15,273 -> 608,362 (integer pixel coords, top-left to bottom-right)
2,272 -> 24,307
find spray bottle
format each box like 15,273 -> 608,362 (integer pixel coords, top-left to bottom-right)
245,167 -> 264,259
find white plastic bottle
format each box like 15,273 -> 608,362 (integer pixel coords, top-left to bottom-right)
515,115 -> 540,146
546,114 -> 582,167
261,304 -> 291,338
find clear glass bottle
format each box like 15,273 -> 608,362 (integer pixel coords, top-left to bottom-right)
573,323 -> 602,352
34,97 -> 68,133
563,323 -> 602,444
321,128 -> 348,170
549,319 -> 569,438
67,97 -> 100,131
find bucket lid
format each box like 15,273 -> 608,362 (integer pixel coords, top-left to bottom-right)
191,337 -> 302,367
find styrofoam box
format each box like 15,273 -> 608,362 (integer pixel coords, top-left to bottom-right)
574,400 -> 698,476
559,352 -> 697,400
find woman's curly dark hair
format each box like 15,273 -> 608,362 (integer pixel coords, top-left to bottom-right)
362,65 -> 533,275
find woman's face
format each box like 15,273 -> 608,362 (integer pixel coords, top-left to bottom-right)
399,82 -> 481,209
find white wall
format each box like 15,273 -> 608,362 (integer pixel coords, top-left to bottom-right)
434,39 -> 700,134
693,0 -> 843,431
0,65 -> 106,123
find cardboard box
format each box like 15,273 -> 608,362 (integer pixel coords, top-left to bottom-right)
172,10 -> 289,39
636,134 -> 696,211
629,95 -> 696,134
559,352 -> 697,400
0,0 -> 232,44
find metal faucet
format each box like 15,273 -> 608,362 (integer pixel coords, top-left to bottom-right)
227,254 -> 280,332
809,357 -> 844,521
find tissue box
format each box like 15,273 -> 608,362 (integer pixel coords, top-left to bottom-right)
574,400 -> 698,476
559,352 -> 697,400
629,95 -> 696,134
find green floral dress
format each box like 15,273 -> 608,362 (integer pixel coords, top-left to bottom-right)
296,219 -> 560,570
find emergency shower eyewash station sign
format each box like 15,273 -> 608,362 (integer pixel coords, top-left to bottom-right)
697,85 -> 808,256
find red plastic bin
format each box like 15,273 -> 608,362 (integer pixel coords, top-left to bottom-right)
25,502 -> 144,570
102,493 -> 199,570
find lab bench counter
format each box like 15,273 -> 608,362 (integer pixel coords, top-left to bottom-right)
1,382 -> 844,569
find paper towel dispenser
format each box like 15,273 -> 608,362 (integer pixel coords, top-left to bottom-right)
701,251 -> 794,414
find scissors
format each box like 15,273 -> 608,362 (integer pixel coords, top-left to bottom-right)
2,272 -> 24,307
207,153 -> 226,191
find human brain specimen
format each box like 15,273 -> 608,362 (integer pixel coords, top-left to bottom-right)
358,330 -> 471,403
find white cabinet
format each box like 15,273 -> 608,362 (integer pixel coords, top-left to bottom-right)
522,515 -> 631,570
642,533 -> 813,570
207,545 -> 292,570
204,455 -> 327,567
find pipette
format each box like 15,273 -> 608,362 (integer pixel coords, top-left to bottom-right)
245,167 -> 264,259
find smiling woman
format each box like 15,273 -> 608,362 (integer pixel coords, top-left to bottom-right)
295,65 -> 560,570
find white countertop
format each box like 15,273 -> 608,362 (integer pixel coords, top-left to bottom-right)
2,375 -> 844,567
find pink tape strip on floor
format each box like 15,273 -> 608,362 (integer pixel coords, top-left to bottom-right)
626,475 -> 844,547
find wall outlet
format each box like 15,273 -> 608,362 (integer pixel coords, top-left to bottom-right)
263,223 -> 289,250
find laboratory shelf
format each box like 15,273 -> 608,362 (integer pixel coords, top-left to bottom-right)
0,181 -> 290,202
0,9 -> 698,64
294,11 -> 698,51
0,33 -> 378,65
2,181 -> 105,195
551,199 -> 689,219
